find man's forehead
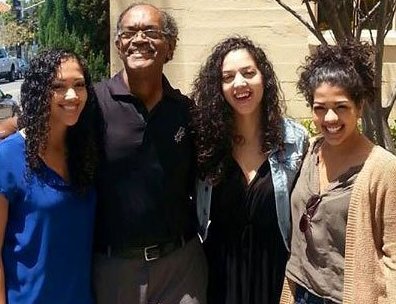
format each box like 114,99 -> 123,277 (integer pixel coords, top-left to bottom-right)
120,5 -> 162,26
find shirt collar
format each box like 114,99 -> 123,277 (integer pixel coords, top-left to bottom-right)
107,71 -> 129,96
282,118 -> 297,145
107,70 -> 181,100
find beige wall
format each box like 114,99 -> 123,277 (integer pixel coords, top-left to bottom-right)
110,0 -> 396,119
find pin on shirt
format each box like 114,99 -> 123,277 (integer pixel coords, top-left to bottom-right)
174,126 -> 185,143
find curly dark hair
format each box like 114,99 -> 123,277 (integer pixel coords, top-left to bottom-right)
19,48 -> 102,192
297,41 -> 375,107
191,36 -> 284,183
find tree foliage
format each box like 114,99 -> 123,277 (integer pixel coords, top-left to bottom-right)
39,0 -> 109,82
0,0 -> 38,47
275,0 -> 396,152
66,0 -> 109,59
0,19 -> 35,46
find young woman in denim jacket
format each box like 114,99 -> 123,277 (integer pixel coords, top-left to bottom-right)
191,36 -> 308,304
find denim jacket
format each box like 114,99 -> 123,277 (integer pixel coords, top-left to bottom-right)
196,118 -> 308,251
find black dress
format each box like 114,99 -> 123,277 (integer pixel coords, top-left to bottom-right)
204,159 -> 288,304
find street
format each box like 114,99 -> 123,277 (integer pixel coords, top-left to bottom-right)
0,79 -> 22,120
0,78 -> 23,103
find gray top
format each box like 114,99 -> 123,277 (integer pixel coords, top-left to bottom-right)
286,138 -> 362,304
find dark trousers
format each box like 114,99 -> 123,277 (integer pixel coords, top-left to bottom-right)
93,237 -> 208,304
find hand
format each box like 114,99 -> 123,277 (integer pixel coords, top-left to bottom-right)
0,117 -> 18,139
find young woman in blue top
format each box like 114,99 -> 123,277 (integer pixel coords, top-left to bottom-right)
0,49 -> 101,304
191,36 -> 308,304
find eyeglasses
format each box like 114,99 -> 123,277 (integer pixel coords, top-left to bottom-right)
299,194 -> 322,233
118,29 -> 167,40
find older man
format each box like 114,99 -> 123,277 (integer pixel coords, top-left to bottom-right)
92,3 -> 207,304
0,2 -> 207,304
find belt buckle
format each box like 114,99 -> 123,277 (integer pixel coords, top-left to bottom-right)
144,244 -> 160,261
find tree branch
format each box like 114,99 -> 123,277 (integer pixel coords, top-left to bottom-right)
384,2 -> 396,37
274,0 -> 327,44
383,84 -> 396,119
371,0 -> 388,148
356,0 -> 381,39
320,0 -> 351,42
362,103 -> 376,142
303,0 -> 326,41
360,1 -> 381,24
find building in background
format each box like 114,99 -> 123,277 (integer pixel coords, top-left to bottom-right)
110,1 -> 396,119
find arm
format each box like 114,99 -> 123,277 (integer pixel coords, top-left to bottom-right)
279,277 -> 296,304
0,195 -> 9,304
381,160 -> 396,303
0,117 -> 18,139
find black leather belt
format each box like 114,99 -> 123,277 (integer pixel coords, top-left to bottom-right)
98,234 -> 196,262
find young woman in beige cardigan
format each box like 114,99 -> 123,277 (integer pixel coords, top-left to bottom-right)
281,42 -> 396,304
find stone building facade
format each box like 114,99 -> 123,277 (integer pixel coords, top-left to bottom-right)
110,0 -> 396,119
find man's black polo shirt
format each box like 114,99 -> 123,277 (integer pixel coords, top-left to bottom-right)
94,72 -> 197,249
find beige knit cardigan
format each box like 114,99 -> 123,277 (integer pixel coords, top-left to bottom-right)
280,145 -> 396,304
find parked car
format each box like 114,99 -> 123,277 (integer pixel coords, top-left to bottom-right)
0,88 -> 20,119
16,58 -> 29,79
0,48 -> 18,82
